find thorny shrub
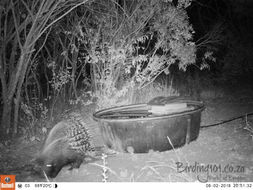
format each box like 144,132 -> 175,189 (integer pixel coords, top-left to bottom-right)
48,60 -> 72,93
77,0 -> 197,109
20,102 -> 49,142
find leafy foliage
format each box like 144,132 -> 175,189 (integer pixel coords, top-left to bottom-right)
0,0 -> 198,137
76,0 -> 196,108
20,101 -> 48,141
0,0 -> 90,136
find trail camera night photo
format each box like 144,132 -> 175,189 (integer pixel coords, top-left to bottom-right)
0,0 -> 253,183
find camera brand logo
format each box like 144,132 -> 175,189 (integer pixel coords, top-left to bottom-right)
0,175 -> 15,190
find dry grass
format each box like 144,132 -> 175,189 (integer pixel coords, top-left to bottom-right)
133,78 -> 179,104
90,136 -> 195,182
243,115 -> 253,140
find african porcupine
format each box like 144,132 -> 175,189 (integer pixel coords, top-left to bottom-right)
36,112 -> 103,178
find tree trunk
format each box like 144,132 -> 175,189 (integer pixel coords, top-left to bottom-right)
13,84 -> 22,136
1,100 -> 12,136
91,63 -> 97,93
0,52 -> 31,137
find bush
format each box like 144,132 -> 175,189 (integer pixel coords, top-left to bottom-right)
80,0 -> 196,108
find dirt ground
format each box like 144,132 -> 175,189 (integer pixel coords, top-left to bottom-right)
0,96 -> 253,182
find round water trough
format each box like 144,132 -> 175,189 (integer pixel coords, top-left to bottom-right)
93,100 -> 205,153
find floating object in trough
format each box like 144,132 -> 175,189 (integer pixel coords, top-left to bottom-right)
148,103 -> 193,115
93,98 -> 205,153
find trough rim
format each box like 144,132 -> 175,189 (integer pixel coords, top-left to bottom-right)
93,100 -> 205,123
